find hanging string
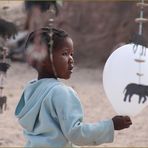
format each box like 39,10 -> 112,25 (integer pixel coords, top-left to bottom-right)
0,47 -> 9,96
134,0 -> 148,48
136,0 -> 145,35
134,0 -> 148,84
139,0 -> 144,35
0,3 -> 12,113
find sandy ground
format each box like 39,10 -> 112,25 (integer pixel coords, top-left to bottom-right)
0,62 -> 147,147
0,1 -> 147,147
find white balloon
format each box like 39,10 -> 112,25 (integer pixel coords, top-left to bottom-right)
103,43 -> 148,116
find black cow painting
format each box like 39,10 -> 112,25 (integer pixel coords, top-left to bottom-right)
123,83 -> 148,104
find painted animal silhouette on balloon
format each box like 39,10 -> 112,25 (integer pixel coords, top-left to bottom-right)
123,83 -> 148,104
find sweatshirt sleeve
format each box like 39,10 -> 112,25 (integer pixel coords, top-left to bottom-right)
52,85 -> 114,146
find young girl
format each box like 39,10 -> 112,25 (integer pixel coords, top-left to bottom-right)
15,27 -> 132,147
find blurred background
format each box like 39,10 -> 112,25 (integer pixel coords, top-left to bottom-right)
0,1 -> 146,67
0,1 -> 147,147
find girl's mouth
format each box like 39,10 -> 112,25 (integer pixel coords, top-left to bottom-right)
68,65 -> 74,72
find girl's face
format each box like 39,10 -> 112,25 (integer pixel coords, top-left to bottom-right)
52,37 -> 74,79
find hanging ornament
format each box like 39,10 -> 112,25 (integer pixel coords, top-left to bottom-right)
0,46 -> 10,113
0,4 -> 17,113
103,0 -> 148,116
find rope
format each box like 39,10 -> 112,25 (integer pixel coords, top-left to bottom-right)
138,0 -> 144,35
134,0 -> 148,84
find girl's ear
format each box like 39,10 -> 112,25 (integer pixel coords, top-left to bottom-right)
41,57 -> 51,68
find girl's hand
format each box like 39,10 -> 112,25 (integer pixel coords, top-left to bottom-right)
112,115 -> 132,130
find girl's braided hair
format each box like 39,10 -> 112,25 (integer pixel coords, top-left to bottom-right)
25,27 -> 68,51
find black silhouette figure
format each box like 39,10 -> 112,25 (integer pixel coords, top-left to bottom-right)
123,83 -> 148,104
129,33 -> 147,56
0,18 -> 17,39
0,96 -> 7,113
0,62 -> 10,73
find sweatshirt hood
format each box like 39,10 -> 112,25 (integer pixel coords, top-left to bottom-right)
15,78 -> 59,132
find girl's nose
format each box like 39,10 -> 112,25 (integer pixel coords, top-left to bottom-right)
69,55 -> 74,64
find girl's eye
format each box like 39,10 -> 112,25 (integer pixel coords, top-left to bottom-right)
71,53 -> 74,57
62,52 -> 68,56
